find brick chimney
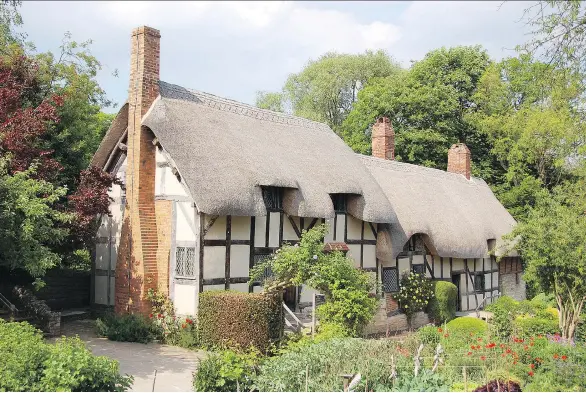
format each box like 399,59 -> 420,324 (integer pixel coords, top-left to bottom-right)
447,143 -> 471,180
372,117 -> 395,160
115,26 -> 161,315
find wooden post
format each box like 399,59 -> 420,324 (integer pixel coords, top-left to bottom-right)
312,292 -> 316,338
463,366 -> 467,392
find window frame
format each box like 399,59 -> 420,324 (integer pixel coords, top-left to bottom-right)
474,272 -> 485,293
175,246 -> 197,279
261,187 -> 284,212
411,264 -> 426,275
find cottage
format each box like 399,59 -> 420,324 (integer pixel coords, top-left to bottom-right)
91,26 -> 524,327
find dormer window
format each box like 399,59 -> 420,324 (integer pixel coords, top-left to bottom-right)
330,194 -> 347,214
262,186 -> 283,212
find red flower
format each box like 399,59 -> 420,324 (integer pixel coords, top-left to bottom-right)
444,334 -> 449,338
538,335 -> 543,339
158,313 -> 162,319
480,356 -> 486,361
471,345 -> 476,350
562,355 -> 568,361
467,352 -> 472,356
506,348 -> 512,354
528,371 -> 534,377
477,338 -> 483,342
469,332 -> 474,337
524,345 -> 529,350
554,354 -> 559,359
530,364 -> 535,369
500,344 -> 505,349
530,342 -> 534,347
149,314 -> 153,319
513,360 -> 517,365
186,318 -> 193,325
438,327 -> 443,333
535,357 -> 542,363
182,323 -> 187,329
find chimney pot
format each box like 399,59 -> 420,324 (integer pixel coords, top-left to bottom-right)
447,143 -> 471,180
371,117 -> 395,160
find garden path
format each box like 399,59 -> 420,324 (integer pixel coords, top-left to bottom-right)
50,319 -> 206,392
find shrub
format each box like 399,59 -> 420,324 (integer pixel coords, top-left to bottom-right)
0,320 -> 132,391
198,291 -> 283,352
486,296 -> 519,338
473,380 -> 521,392
427,281 -> 457,324
446,317 -> 488,337
145,288 -> 179,342
513,316 -> 559,338
393,272 -> 434,327
193,349 -> 260,392
95,313 -> 153,344
176,317 -> 199,349
416,325 -> 442,346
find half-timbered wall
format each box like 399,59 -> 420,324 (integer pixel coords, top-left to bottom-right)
380,234 -> 500,312
94,156 -> 126,306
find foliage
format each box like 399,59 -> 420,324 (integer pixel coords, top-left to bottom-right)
428,280 -> 458,324
446,316 -> 488,337
391,368 -> 449,392
68,166 -> 122,247
468,54 -> 584,220
193,348 -> 260,392
250,224 -> 377,336
0,320 -> 132,391
145,287 -> 180,343
12,286 -> 59,332
486,296 -> 521,339
95,313 -> 153,344
521,0 -> 586,74
416,325 -> 442,346
473,379 -> 521,392
504,185 -> 586,339
514,316 -> 559,338
393,271 -> 433,326
254,338 -> 408,392
257,50 -> 401,130
341,46 -> 494,175
198,291 -> 283,352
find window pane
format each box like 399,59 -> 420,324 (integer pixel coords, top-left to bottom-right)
382,267 -> 399,293
412,264 -> 425,275
176,247 -> 196,278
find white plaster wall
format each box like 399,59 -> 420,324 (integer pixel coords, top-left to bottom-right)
95,276 -> 108,305
175,284 -> 197,316
347,244 -> 361,268
230,245 -> 250,278
176,201 -> 196,242
268,212 -> 281,247
155,148 -> 188,197
231,216 -> 250,240
398,257 -> 410,276
324,218 -> 334,242
204,284 -> 225,291
231,283 -> 249,292
363,245 -> 377,269
283,216 -> 299,241
254,216 -> 266,247
346,215 -> 362,239
203,246 -> 225,279
335,214 -> 345,241
206,216 -> 227,240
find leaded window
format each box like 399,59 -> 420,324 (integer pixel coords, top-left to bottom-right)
262,187 -> 283,211
175,247 -> 196,278
412,264 -> 425,275
330,194 -> 347,213
474,273 -> 485,293
382,267 -> 399,293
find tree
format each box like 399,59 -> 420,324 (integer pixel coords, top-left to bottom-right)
504,184 -> 586,339
0,53 -> 115,277
342,46 -> 495,176
255,91 -> 284,112
257,50 -> 401,131
468,54 -> 585,219
250,225 -> 377,336
522,0 -> 586,74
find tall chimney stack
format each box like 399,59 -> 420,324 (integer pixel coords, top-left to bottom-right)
447,143 -> 471,180
116,26 -> 161,315
372,117 -> 395,160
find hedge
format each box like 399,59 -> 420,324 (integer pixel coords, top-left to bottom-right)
446,317 -> 488,337
198,291 -> 283,351
427,281 -> 457,324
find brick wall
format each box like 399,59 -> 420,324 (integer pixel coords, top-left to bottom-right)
372,117 -> 395,160
447,143 -> 471,180
115,26 -> 161,315
155,200 -> 173,296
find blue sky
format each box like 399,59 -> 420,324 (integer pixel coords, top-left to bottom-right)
19,1 -> 534,113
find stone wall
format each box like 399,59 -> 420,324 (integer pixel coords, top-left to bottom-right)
365,299 -> 430,336
500,273 -> 526,301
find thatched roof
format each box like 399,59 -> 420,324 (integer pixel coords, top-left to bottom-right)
138,81 -> 396,222
91,103 -> 128,170
361,155 -> 517,259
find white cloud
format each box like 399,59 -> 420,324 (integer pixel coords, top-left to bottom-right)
18,1 -> 534,111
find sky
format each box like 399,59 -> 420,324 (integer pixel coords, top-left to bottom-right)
19,1 -> 536,113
